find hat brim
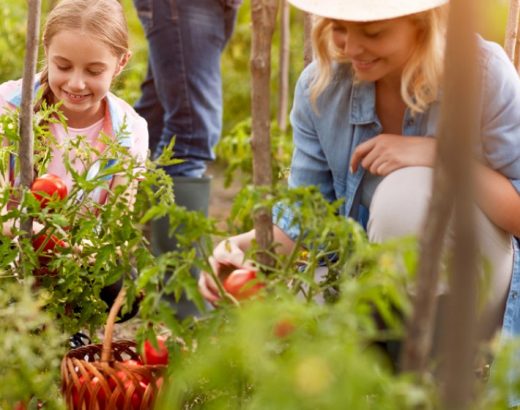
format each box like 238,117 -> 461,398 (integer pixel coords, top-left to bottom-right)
288,0 -> 449,22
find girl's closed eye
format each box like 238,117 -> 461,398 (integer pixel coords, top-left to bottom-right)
87,69 -> 104,76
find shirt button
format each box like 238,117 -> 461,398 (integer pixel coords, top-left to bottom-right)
511,290 -> 518,299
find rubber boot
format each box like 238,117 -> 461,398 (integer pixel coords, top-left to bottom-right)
151,176 -> 211,319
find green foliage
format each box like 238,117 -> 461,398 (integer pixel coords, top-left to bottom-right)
0,2 -> 27,82
0,282 -> 65,409
154,184 -> 432,409
215,118 -> 293,187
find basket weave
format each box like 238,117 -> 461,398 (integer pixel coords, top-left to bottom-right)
61,289 -> 167,410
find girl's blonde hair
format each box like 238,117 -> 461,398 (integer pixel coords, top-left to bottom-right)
37,0 -> 129,108
310,7 -> 448,115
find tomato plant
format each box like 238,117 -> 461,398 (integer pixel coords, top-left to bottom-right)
31,173 -> 67,208
223,268 -> 264,300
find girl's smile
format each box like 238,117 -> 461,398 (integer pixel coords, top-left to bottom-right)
46,29 -> 124,128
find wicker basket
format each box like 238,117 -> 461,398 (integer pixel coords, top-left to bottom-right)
61,289 -> 166,410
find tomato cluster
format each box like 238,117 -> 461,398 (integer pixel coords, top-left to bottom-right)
72,338 -> 169,410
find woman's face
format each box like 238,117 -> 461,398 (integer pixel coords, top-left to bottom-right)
331,17 -> 420,83
46,29 -> 127,128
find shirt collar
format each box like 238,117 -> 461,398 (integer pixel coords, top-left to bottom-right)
349,80 -> 378,125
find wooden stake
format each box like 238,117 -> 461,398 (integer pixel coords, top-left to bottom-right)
505,0 -> 520,69
303,12 -> 313,67
19,0 -> 42,249
251,0 -> 279,269
401,3 -> 480,405
277,0 -> 290,132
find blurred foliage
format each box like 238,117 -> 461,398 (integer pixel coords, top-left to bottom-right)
0,282 -> 65,409
0,1 -> 519,408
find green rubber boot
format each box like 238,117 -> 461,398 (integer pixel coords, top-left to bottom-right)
151,176 -> 211,319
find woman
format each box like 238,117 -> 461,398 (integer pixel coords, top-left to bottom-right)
199,0 -> 520,343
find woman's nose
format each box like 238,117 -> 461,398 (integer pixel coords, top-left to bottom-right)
343,33 -> 364,58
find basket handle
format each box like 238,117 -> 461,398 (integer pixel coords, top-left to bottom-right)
101,287 -> 127,363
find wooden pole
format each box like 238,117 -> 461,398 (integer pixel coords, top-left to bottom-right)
19,0 -> 42,241
303,12 -> 313,67
438,0 -> 480,406
251,0 -> 279,268
401,0 -> 480,396
277,0 -> 290,132
505,0 -> 520,69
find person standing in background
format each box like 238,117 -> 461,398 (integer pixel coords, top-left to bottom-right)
132,0 -> 242,317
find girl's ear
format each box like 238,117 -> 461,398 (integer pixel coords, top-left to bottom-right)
114,51 -> 132,77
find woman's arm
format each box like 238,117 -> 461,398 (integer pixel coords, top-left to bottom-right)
198,226 -> 295,302
350,134 -> 436,176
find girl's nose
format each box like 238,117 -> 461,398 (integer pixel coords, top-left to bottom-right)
68,71 -> 86,90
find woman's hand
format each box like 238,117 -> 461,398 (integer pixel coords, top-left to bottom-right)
350,134 -> 436,176
198,237 -> 256,303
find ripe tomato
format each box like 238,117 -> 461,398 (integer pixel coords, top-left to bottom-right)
31,173 -> 67,208
273,319 -> 296,339
143,335 -> 169,365
223,268 -> 264,300
32,233 -> 66,273
32,233 -> 66,253
72,374 -> 109,409
111,370 -> 149,409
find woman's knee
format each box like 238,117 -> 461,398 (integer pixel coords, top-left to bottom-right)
367,167 -> 434,243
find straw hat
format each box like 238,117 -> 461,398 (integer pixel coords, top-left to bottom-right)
287,0 -> 449,22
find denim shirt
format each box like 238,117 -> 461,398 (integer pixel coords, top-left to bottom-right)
274,37 -> 520,341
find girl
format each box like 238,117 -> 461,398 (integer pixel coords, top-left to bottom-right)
199,0 -> 520,344
0,0 -> 149,322
0,0 -> 148,227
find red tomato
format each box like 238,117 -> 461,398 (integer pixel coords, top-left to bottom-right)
13,402 -> 26,410
72,374 -> 109,409
31,173 -> 67,208
143,335 -> 169,365
32,233 -> 66,253
223,268 -> 264,300
111,370 -> 149,409
273,319 -> 296,339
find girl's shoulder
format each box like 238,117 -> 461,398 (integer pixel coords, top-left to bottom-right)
0,78 -> 24,109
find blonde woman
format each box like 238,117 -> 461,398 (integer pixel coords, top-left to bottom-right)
200,0 -> 520,343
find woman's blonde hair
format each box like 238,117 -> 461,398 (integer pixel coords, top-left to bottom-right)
310,6 -> 448,115
37,0 -> 129,108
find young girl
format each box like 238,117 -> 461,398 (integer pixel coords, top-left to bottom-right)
1,0 -> 148,231
199,0 -> 520,343
0,0 -> 148,320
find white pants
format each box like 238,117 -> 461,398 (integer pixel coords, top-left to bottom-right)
367,166 -> 514,340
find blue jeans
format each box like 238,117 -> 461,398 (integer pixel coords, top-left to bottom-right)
133,0 -> 239,177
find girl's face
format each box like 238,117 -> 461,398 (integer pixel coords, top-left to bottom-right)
331,17 -> 420,84
46,29 -> 127,128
